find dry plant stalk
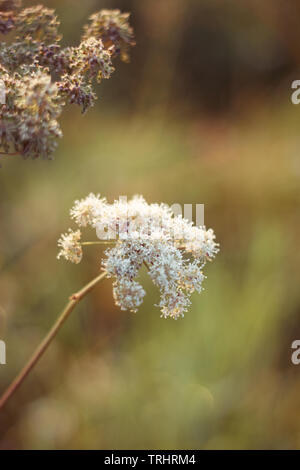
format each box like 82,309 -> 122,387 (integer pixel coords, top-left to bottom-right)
0,271 -> 108,410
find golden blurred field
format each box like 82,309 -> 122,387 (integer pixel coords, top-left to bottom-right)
1,0 -> 300,449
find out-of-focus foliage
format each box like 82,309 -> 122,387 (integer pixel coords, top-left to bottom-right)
0,0 -> 300,450
0,1 -> 134,159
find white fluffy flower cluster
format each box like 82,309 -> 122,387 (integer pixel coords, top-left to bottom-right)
57,194 -> 219,319
57,229 -> 82,264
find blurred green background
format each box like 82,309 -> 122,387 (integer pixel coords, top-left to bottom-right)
1,0 -> 300,449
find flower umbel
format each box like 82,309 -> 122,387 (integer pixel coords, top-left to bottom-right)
57,229 -> 82,265
58,195 -> 219,319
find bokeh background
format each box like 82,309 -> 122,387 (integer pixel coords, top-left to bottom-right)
1,0 -> 300,449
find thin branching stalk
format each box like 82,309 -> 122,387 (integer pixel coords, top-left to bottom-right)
82,241 -> 116,246
0,152 -> 20,156
0,270 -> 107,411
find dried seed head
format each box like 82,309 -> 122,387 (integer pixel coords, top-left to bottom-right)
83,9 -> 135,62
0,0 -> 21,12
15,6 -> 61,43
0,10 -> 15,34
68,38 -> 115,83
0,6 -> 135,159
57,74 -> 96,114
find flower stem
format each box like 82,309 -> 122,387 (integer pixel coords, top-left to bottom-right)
0,152 -> 20,156
0,270 -> 107,411
82,241 -> 116,246
143,260 -> 150,271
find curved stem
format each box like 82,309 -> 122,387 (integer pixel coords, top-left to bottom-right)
143,260 -> 150,271
0,271 -> 107,411
0,152 -> 20,156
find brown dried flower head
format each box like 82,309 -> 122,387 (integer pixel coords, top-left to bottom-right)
83,9 -> 136,63
0,3 -> 135,160
15,5 -> 61,43
0,0 -> 21,34
0,0 -> 21,11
